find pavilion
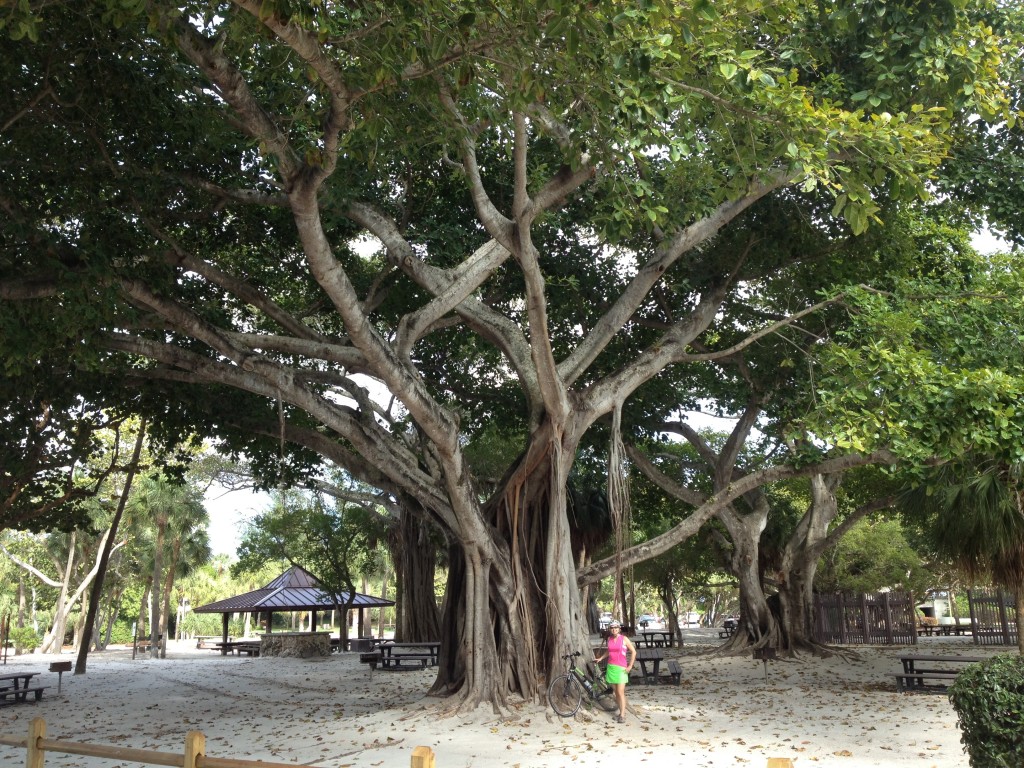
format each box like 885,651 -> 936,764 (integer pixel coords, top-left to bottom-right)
192,565 -> 394,650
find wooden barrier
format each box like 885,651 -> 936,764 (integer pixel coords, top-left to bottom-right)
0,718 -> 436,768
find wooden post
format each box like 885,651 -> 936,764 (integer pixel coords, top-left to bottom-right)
410,746 -> 435,768
183,730 -> 205,768
766,759 -> 794,768
997,589 -> 1011,645
25,717 -> 46,768
882,591 -> 894,645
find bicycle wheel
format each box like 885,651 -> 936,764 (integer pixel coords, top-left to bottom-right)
547,674 -> 583,717
592,679 -> 618,712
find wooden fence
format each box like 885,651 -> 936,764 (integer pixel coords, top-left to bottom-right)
813,591 -> 917,645
0,717 -> 801,768
0,718 -> 436,768
967,588 -> 1019,647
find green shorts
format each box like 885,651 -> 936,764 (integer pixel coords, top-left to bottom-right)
605,664 -> 629,685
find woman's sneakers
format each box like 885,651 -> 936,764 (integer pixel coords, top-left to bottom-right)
615,714 -> 625,723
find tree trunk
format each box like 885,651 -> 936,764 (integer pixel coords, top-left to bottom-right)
774,475 -> 841,655
377,565 -> 388,638
717,505 -> 780,652
72,604 -> 87,652
17,578 -> 25,629
137,585 -> 149,643
76,420 -> 146,672
160,537 -> 182,658
657,580 -> 681,647
40,531 -> 77,654
150,518 -> 166,659
428,437 -> 587,712
394,506 -> 441,642
1016,589 -> 1024,656
101,587 -> 123,650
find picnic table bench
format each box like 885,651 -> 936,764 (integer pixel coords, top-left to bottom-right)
664,659 -> 682,685
378,641 -> 440,670
0,672 -> 47,706
894,655 -> 985,692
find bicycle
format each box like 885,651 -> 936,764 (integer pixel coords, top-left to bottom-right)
547,650 -> 618,717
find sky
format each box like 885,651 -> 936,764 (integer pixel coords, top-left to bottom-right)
203,484 -> 270,557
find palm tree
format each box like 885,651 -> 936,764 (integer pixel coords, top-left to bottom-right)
902,461 -> 1024,654
127,473 -> 209,657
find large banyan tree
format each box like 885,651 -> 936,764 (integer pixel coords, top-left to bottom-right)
0,0 -> 1014,710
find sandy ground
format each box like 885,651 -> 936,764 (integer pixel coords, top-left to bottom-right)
0,630 -> 1000,768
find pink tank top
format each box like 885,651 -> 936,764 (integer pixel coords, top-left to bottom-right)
607,635 -> 627,667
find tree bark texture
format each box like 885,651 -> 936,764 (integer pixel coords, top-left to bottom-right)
393,506 -> 441,643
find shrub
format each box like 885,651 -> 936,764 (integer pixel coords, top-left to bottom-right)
8,626 -> 41,653
948,654 -> 1024,767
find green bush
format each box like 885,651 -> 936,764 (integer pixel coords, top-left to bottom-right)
948,654 -> 1024,767
180,613 -> 226,637
106,622 -> 135,645
9,626 -> 40,652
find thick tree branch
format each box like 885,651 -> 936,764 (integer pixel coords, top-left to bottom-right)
560,169 -> 796,386
168,14 -> 300,181
577,449 -> 897,586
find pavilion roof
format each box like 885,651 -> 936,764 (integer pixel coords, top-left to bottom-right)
192,565 -> 394,613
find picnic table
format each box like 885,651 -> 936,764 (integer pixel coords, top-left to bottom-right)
895,654 -> 985,692
196,635 -> 231,649
214,640 -> 261,656
636,630 -> 674,648
633,648 -> 663,684
0,671 -> 46,705
589,645 -> 680,685
378,641 -> 440,670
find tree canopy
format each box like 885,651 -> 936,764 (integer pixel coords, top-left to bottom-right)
2,0 -> 1019,709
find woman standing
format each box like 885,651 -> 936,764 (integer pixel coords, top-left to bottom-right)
594,620 -> 636,723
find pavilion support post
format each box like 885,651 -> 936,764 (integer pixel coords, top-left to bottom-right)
311,611 -> 318,631
221,614 -> 229,655
265,611 -> 272,633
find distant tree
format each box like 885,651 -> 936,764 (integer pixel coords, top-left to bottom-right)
235,490 -> 376,644
127,472 -> 209,657
815,517 -> 932,595
902,463 -> 1024,655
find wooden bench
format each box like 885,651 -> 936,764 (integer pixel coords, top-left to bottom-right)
359,651 -> 382,670
0,685 -> 48,705
718,627 -> 735,639
894,671 -> 959,692
663,659 -> 682,685
895,654 -> 984,692
382,653 -> 434,669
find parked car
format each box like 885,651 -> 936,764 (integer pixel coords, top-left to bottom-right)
637,614 -> 660,629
